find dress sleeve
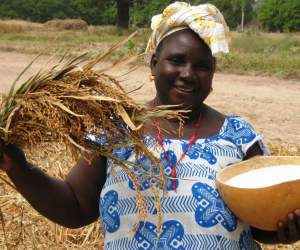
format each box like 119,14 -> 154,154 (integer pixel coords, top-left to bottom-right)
225,116 -> 270,157
84,132 -> 134,162
84,133 -> 108,146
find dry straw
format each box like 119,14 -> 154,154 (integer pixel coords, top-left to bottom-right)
44,19 -> 88,31
0,33 -> 187,247
0,20 -> 41,33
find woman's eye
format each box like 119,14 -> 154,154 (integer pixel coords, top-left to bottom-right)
195,64 -> 211,71
168,57 -> 183,65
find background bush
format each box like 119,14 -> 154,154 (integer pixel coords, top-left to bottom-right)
0,0 -> 116,25
0,0 -> 299,31
257,0 -> 300,32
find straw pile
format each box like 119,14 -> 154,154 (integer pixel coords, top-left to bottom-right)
0,20 -> 42,33
44,19 -> 88,31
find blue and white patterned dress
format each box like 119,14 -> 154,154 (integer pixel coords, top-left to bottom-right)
96,115 -> 269,250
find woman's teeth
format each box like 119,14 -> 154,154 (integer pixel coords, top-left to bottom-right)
175,86 -> 194,93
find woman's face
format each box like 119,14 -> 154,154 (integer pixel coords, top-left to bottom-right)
151,29 -> 215,110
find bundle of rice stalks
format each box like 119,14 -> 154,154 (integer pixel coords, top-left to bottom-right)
0,34 -> 186,236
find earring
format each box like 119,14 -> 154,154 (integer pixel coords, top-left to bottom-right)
149,74 -> 155,81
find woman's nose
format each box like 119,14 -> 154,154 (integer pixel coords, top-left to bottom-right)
180,64 -> 193,80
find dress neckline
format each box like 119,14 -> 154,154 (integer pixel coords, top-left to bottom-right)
144,115 -> 229,142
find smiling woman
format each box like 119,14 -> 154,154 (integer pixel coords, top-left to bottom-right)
99,2 -> 272,250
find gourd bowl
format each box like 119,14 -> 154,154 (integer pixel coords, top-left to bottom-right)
216,156 -> 300,231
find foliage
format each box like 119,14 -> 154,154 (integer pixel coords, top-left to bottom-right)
193,0 -> 255,28
0,0 -> 116,25
130,0 -> 174,27
130,0 -> 255,28
0,0 -> 299,31
257,0 -> 300,32
0,0 -> 255,29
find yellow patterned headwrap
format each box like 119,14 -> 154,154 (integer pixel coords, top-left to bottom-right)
145,2 -> 230,56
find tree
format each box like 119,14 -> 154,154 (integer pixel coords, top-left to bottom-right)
193,0 -> 255,29
257,0 -> 300,32
231,0 -> 255,31
116,0 -> 130,29
0,0 -> 116,25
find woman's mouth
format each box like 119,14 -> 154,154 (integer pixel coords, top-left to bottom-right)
174,86 -> 195,94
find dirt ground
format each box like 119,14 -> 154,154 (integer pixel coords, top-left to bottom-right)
1,51 -> 299,147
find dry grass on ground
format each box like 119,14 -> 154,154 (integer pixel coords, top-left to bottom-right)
0,143 -> 103,249
0,20 -> 42,33
0,19 -> 89,33
0,143 -> 299,249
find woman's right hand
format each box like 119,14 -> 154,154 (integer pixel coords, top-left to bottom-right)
0,140 -> 27,172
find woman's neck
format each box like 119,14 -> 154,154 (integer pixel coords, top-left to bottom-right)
151,97 -> 207,125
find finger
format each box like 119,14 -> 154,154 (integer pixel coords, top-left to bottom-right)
277,221 -> 288,243
287,213 -> 299,242
294,209 -> 300,229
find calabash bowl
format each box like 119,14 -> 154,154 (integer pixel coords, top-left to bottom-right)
216,156 -> 300,231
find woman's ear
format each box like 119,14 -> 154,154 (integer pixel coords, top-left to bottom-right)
150,54 -> 158,77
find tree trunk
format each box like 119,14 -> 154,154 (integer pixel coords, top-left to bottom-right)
241,4 -> 245,32
116,0 -> 130,29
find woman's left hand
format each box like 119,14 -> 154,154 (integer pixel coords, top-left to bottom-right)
277,209 -> 300,244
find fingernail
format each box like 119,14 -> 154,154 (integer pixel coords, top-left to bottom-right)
295,209 -> 300,216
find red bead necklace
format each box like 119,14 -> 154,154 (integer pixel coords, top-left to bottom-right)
153,106 -> 201,192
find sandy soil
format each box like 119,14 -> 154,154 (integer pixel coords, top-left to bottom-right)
0,51 -> 299,147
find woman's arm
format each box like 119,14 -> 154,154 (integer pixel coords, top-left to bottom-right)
1,144 -> 107,228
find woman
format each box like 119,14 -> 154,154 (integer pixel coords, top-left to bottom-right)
1,2 -> 300,249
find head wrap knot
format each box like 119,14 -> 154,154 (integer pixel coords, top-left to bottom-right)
145,1 -> 230,56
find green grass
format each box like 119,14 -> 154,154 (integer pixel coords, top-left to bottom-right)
0,33 -> 50,41
217,32 -> 300,78
0,25 -> 299,79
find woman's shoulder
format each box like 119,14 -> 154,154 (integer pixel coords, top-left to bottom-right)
205,106 -> 252,127
200,105 -> 225,138
205,106 -> 261,142
205,106 -> 226,124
